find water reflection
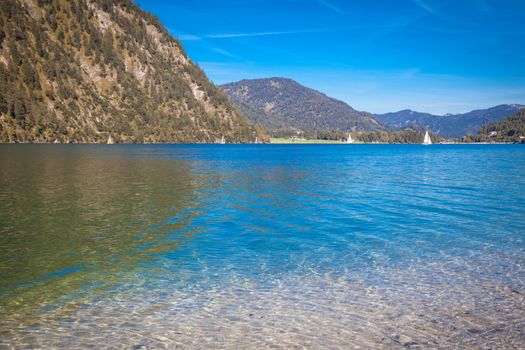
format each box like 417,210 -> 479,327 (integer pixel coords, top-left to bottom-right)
0,146 -> 203,317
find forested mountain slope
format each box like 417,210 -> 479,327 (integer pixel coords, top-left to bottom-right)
477,108 -> 525,143
0,0 -> 265,143
222,78 -> 382,132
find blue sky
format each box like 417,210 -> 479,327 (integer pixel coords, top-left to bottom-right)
135,0 -> 525,114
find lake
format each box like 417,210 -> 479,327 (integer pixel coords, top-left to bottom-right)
1,144 -> 524,348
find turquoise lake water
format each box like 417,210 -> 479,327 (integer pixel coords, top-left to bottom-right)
0,144 -> 524,348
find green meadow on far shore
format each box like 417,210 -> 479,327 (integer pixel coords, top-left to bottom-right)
270,138 -> 345,144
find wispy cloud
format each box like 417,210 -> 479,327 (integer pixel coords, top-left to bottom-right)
316,0 -> 346,15
210,47 -> 239,58
178,28 -> 344,41
208,31 -> 307,39
413,0 -> 435,14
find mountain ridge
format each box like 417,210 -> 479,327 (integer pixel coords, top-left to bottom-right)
221,78 -> 383,133
375,104 -> 525,137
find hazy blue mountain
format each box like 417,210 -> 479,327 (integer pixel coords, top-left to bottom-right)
221,78 -> 383,132
375,104 -> 525,137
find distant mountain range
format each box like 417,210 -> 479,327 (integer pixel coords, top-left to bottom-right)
222,78 -> 523,138
374,104 -> 525,137
221,78 -> 382,132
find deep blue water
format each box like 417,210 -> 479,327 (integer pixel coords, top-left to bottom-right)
1,144 -> 524,348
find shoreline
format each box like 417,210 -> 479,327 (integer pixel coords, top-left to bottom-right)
0,141 -> 520,145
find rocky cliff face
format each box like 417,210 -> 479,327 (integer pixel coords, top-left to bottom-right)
0,0 -> 265,143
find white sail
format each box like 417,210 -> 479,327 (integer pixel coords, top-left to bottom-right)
220,136 -> 226,144
346,134 -> 353,144
423,131 -> 432,145
107,134 -> 114,145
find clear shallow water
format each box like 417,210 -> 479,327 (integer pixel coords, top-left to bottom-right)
0,144 -> 524,349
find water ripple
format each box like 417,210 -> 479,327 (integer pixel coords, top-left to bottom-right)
0,144 -> 524,348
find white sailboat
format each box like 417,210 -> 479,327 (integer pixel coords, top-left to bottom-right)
255,136 -> 259,144
107,134 -> 114,145
346,134 -> 354,144
423,131 -> 432,145
220,135 -> 226,144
